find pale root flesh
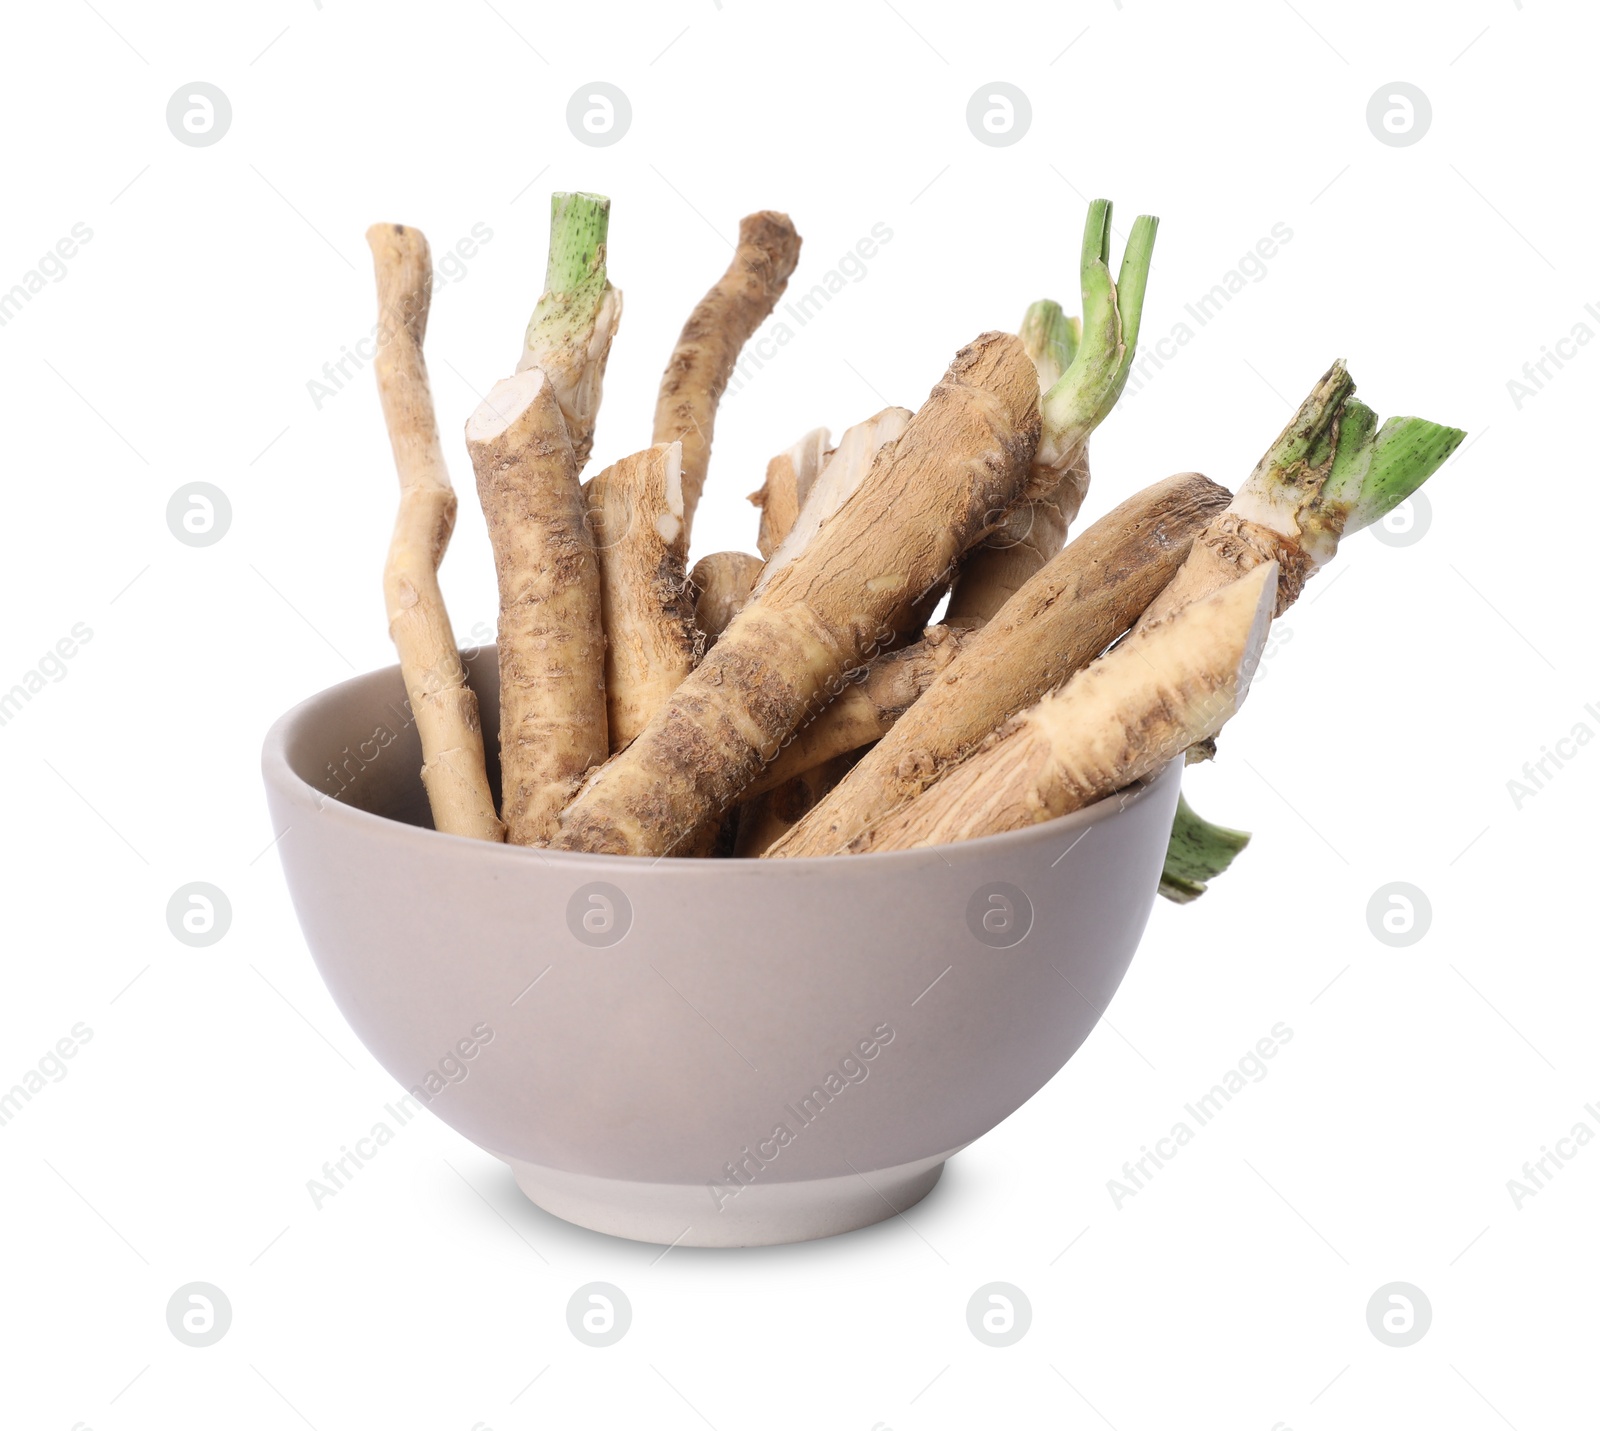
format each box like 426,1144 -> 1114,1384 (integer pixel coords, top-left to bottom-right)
653,211 -> 802,538
689,550 -> 765,645
766,471 -> 1231,857
365,223 -> 503,843
551,331 -> 1041,855
749,427 -> 830,559
850,562 -> 1278,853
752,407 -> 912,596
586,442 -> 702,749
466,367 -> 608,843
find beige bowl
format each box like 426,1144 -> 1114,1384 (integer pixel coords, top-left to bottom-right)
261,649 -> 1180,1246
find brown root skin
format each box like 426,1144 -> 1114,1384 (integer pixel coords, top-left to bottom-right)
740,623 -> 975,799
654,211 -> 802,539
366,223 -> 504,844
946,447 -> 1090,625
736,751 -> 858,856
466,367 -> 608,844
552,331 -> 1040,857
1135,511 -> 1311,626
766,471 -> 1231,857
689,550 -> 764,646
587,443 -> 703,750
849,562 -> 1278,854
750,428 -> 829,559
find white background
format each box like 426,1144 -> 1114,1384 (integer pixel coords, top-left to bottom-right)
1,0 -> 1594,1426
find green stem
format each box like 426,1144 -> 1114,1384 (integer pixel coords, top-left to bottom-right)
1160,793 -> 1252,904
1019,299 -> 1079,390
1037,200 -> 1159,464
1239,358 -> 1355,505
1347,416 -> 1466,531
522,191 -> 611,367
1231,360 -> 1463,565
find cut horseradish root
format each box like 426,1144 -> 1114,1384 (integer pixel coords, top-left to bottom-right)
466,366 -> 607,846
840,562 -> 1279,855
350,191 -> 1465,898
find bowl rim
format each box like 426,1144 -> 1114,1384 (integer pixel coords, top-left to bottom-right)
261,660 -> 1180,873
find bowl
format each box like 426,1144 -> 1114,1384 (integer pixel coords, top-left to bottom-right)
260,647 -> 1181,1247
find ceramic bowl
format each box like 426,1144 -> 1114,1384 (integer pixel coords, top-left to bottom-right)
261,649 -> 1179,1246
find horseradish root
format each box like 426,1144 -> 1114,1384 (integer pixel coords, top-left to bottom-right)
752,407 -> 911,596
654,211 -> 803,538
768,471 -> 1229,857
551,331 -> 1041,856
516,192 -> 621,472
349,188 -> 1465,907
741,624 -> 977,799
949,204 -> 1157,623
1137,360 -> 1464,626
586,442 -> 702,749
750,428 -> 830,559
689,550 -> 765,644
466,367 -> 608,844
366,223 -> 503,843
735,752 -> 859,857
850,563 -> 1278,854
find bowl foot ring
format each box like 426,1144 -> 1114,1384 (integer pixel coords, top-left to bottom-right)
500,1151 -> 951,1248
